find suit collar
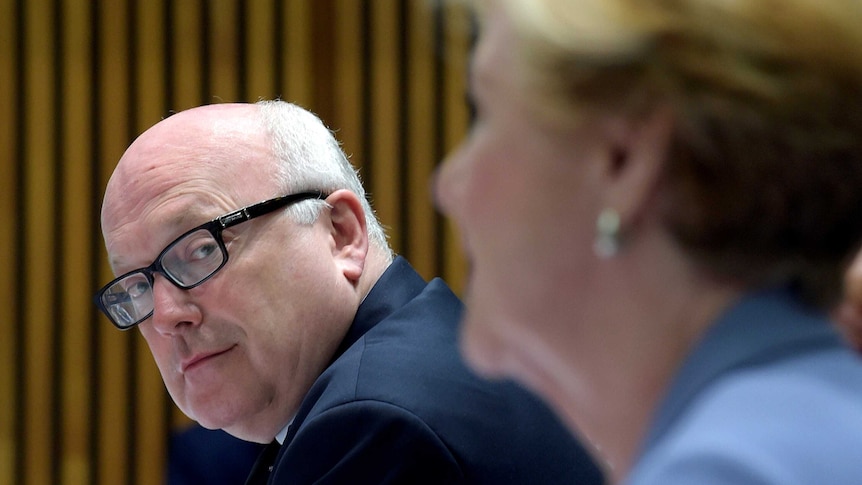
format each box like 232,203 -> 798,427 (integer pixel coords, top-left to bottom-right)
331,256 -> 426,361
262,257 -> 427,477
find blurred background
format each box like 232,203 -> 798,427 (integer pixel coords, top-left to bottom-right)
0,0 -> 472,483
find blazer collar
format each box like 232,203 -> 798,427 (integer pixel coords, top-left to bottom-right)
331,256 -> 426,363
640,288 -> 843,455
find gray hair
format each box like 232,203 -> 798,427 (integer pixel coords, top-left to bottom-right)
256,100 -> 392,258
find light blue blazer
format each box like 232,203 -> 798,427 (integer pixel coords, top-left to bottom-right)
627,289 -> 862,485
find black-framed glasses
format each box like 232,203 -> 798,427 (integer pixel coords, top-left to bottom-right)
94,191 -> 328,330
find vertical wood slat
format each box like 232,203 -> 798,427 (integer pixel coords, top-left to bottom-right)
135,0 -> 167,129
208,0 -> 241,102
3,2 -> 473,483
23,0 -> 58,483
283,0 -> 313,107
245,0 -> 276,100
0,0 -> 18,481
171,0 -> 205,110
333,0 -> 365,179
59,1 -> 94,483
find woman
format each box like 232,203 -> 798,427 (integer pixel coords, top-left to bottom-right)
435,0 -> 862,483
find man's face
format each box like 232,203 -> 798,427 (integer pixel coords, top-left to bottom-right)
100,105 -> 358,442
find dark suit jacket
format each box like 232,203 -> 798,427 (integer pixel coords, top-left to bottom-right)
168,425 -> 264,485
245,257 -> 603,484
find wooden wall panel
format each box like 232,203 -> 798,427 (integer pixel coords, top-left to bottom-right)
0,0 -> 18,481
171,0 -> 205,111
209,0 -> 242,102
2,1 -> 470,483
245,0 -> 276,100
22,1 -> 58,483
59,2 -> 95,484
135,0 -> 168,127
283,0 -> 313,106
333,0 -> 365,180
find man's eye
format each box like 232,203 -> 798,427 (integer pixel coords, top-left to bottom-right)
189,241 -> 218,262
126,280 -> 150,298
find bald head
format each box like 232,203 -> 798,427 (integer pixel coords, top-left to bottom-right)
100,100 -> 392,281
102,103 -> 276,236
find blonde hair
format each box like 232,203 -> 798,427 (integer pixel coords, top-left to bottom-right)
496,0 -> 862,306
500,0 -> 862,121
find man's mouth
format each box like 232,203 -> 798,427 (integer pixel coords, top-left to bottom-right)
180,346 -> 234,374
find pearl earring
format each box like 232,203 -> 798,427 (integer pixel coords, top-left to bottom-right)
594,208 -> 621,259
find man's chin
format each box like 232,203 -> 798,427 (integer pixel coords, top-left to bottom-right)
182,398 -> 239,434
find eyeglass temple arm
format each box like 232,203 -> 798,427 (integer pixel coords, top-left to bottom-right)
216,191 -> 327,230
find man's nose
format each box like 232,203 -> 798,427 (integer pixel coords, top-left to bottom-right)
148,273 -> 202,335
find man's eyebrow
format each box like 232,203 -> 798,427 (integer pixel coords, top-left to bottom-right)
164,210 -> 209,232
161,196 -> 223,230
109,206 -> 209,270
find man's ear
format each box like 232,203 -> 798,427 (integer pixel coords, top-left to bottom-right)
325,189 -> 369,283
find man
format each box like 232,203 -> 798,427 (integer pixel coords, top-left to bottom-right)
94,101 -> 603,484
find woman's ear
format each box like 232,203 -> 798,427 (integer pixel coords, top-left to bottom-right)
599,106 -> 675,228
325,189 -> 369,283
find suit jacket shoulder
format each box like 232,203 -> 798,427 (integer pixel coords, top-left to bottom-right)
268,258 -> 603,485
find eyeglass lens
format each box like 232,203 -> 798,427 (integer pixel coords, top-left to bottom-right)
100,228 -> 227,328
